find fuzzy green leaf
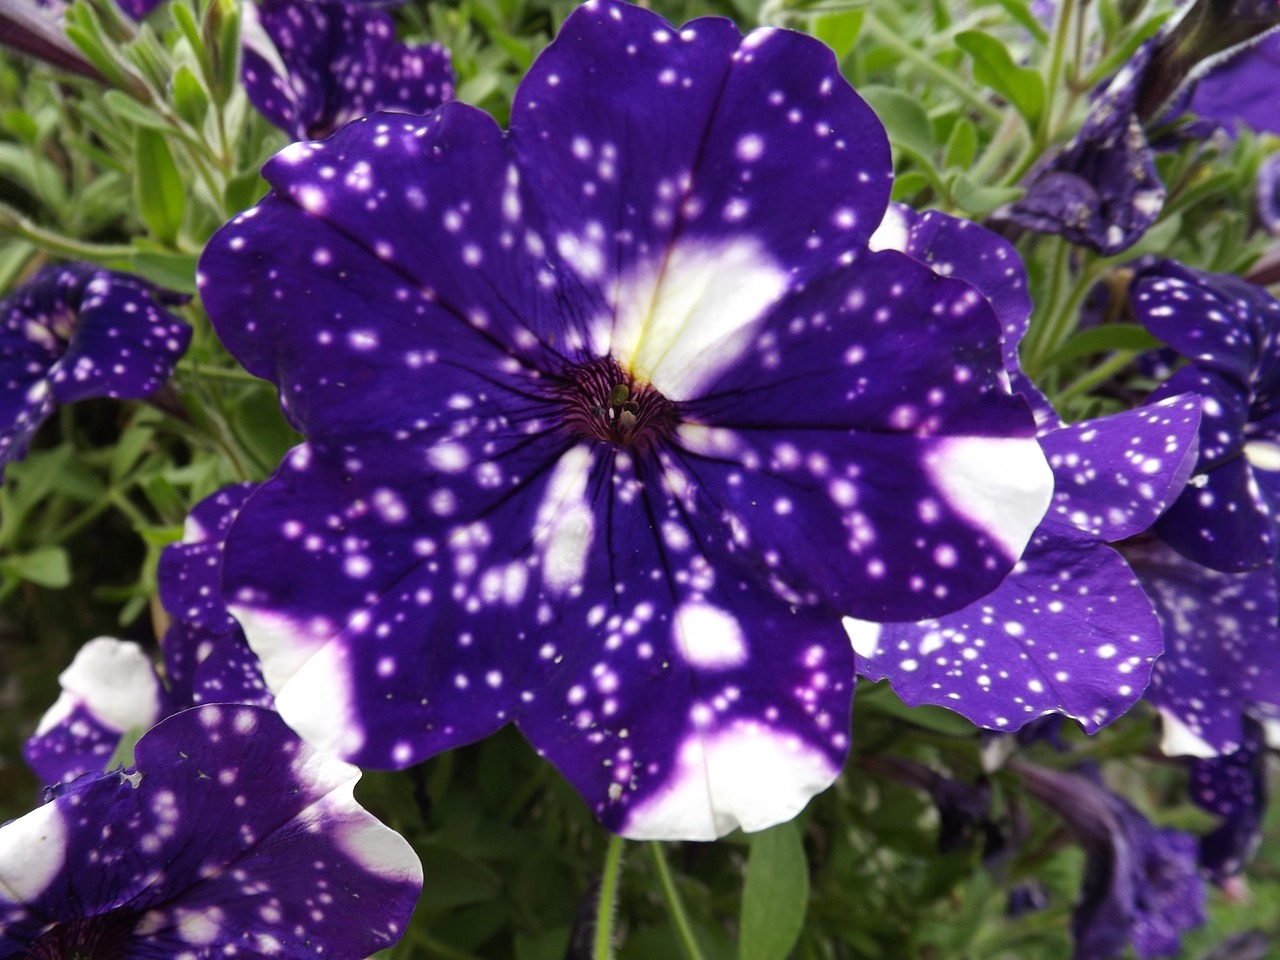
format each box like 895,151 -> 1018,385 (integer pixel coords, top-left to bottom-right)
739,821 -> 809,960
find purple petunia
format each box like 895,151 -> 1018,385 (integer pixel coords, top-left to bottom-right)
1,704 -> 422,960
1189,717 -> 1268,881
241,0 -> 454,141
1133,259 -> 1280,573
1000,42 -> 1165,256
199,0 -> 1054,839
24,484 -> 270,786
1017,761 -> 1207,960
0,264 -> 190,479
854,206 -> 1200,734
1186,32 -> 1280,136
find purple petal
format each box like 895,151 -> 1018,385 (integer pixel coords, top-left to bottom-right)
1189,717 -> 1267,882
854,521 -> 1163,733
0,264 -> 190,473
1259,153 -> 1280,234
510,0 -> 891,281
1154,452 -> 1276,573
1186,31 -> 1280,136
1126,538 -> 1280,756
23,638 -> 164,786
1039,395 -> 1202,541
241,0 -> 454,141
2,705 -> 422,959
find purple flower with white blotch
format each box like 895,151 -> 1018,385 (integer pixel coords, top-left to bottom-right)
1133,260 -> 1280,572
1,704 -> 423,960
198,0 -> 1055,840
1000,41 -> 1165,256
1189,717 -> 1268,881
240,0 -> 453,141
0,264 -> 190,478
24,484 -> 270,786
1017,761 -> 1207,960
853,205 -> 1200,734
1122,536 -> 1280,756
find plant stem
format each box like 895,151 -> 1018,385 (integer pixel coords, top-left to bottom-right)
1037,0 -> 1076,150
1054,350 -> 1138,404
862,14 -> 1004,126
648,842 -> 706,960
593,835 -> 625,960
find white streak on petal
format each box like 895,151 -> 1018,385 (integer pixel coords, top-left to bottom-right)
231,607 -> 331,705
841,616 -> 882,659
598,239 -> 789,401
535,445 -> 595,594
275,640 -> 365,760
672,603 -> 748,669
925,436 -> 1052,560
36,637 -> 161,735
868,204 -> 911,253
0,799 -> 65,904
621,723 -> 839,840
1158,707 -> 1218,759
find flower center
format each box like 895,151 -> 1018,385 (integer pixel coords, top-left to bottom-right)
558,357 -> 676,451
21,912 -> 134,960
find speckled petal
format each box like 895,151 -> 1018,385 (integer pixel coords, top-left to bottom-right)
2,705 -> 422,959
157,483 -> 272,709
510,0 -> 890,287
1039,395 -> 1202,541
1133,261 -> 1280,386
0,265 -> 190,473
241,0 -> 453,141
23,638 -> 164,786
516,455 -> 853,840
1189,717 -> 1267,882
199,107 -> 585,438
1155,453 -> 1275,573
854,522 -> 1162,733
1127,539 -> 1280,756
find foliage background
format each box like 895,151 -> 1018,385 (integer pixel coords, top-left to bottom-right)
0,0 -> 1278,956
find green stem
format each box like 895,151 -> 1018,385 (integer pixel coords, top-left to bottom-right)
862,14 -> 1004,126
593,835 -> 626,960
1036,0 -> 1076,150
648,842 -> 706,960
0,202 -> 134,263
1054,350 -> 1138,404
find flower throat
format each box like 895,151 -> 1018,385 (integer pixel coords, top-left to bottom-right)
559,357 -> 676,452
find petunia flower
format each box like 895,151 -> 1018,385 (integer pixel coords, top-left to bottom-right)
199,0 -> 1054,840
1016,761 -> 1207,960
240,0 -> 454,141
1259,153 -> 1280,235
1132,259 -> 1280,572
1188,716 -> 1268,881
999,41 -> 1165,256
853,206 -> 1200,734
0,264 -> 190,479
24,484 -> 270,786
1121,535 -> 1280,757
1,704 -> 423,960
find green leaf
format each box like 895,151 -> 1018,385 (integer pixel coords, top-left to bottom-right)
858,85 -> 935,157
955,30 -> 1044,128
943,117 -> 977,171
417,845 -> 502,910
950,173 -> 1021,217
1050,324 -> 1163,363
103,90 -> 171,132
813,10 -> 864,61
127,249 -> 199,294
990,0 -> 1048,44
739,821 -> 809,960
3,546 -> 71,588
890,170 -> 929,201
2,109 -> 40,144
134,127 -> 185,244
172,65 -> 210,128
224,170 -> 269,218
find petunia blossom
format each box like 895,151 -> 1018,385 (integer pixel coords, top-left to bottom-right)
1,704 -> 422,960
1186,31 -> 1280,136
1017,761 -> 1207,960
0,264 -> 190,479
1188,717 -> 1268,882
1132,259 -> 1280,573
199,0 -> 1054,840
854,206 -> 1200,734
1121,535 -> 1280,757
241,0 -> 454,141
24,484 -> 270,786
